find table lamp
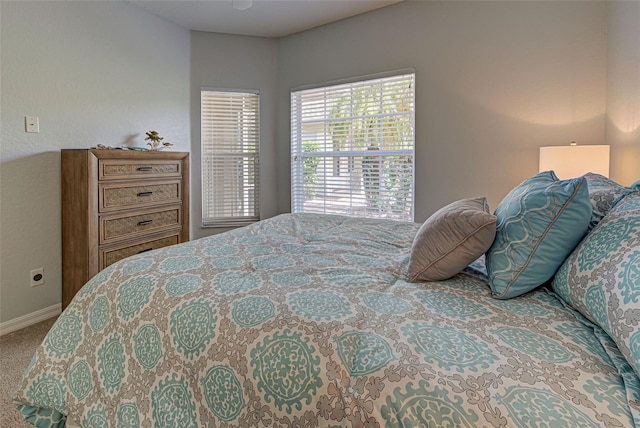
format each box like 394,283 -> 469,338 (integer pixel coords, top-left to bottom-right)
539,142 -> 610,179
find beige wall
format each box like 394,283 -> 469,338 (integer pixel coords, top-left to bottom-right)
606,1 -> 640,185
0,1 -> 190,324
276,1 -> 608,219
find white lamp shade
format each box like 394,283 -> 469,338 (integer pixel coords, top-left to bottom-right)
539,145 -> 610,179
232,0 -> 253,10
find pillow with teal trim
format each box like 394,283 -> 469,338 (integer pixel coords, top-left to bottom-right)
584,173 -> 631,230
486,171 -> 591,299
552,190 -> 640,376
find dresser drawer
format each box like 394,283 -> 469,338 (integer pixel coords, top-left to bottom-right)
99,180 -> 181,212
100,205 -> 182,244
99,232 -> 180,269
99,159 -> 182,180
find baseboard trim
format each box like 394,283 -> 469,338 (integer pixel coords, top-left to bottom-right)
0,304 -> 61,336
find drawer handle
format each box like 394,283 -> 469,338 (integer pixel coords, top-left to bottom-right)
138,219 -> 153,226
137,248 -> 153,254
137,166 -> 153,171
138,191 -> 153,197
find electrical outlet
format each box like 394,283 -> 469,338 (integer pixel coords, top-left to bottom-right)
30,268 -> 44,287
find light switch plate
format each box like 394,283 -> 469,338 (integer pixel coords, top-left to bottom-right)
25,116 -> 39,133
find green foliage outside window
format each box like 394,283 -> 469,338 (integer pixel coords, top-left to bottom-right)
326,81 -> 413,212
303,140 -> 321,200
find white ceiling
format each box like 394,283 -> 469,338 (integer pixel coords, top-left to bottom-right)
128,0 -> 404,39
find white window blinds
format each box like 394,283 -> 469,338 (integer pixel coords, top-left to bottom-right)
291,72 -> 415,221
201,89 -> 259,227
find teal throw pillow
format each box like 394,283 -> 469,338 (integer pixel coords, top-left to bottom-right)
552,191 -> 640,376
486,171 -> 591,299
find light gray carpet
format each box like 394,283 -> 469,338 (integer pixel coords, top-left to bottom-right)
0,317 -> 57,427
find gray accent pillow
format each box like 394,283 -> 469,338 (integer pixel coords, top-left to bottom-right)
584,173 -> 631,231
408,197 -> 497,282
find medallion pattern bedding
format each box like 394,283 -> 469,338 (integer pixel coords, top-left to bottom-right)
13,213 -> 640,427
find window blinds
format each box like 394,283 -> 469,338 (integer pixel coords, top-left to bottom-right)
291,73 -> 415,221
201,89 -> 260,227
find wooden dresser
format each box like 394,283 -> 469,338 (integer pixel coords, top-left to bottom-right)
61,149 -> 189,309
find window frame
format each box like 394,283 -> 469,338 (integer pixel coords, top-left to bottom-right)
200,87 -> 260,228
290,70 -> 415,222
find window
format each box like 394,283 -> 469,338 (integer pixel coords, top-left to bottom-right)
201,88 -> 259,227
291,72 -> 415,221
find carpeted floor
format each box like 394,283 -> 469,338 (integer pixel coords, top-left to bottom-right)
0,317 -> 58,427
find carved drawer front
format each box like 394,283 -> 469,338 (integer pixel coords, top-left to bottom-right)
100,232 -> 180,269
99,159 -> 181,180
99,180 -> 181,212
100,205 -> 182,244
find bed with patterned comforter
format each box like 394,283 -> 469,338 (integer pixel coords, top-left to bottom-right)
13,213 -> 640,427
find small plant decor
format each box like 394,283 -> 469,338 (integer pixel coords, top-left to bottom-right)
144,130 -> 174,150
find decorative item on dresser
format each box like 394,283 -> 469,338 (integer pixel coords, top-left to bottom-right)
61,149 -> 189,309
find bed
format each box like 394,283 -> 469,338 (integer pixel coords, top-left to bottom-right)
13,173 -> 640,427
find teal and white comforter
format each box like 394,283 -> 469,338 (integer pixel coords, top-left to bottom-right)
14,213 -> 640,427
